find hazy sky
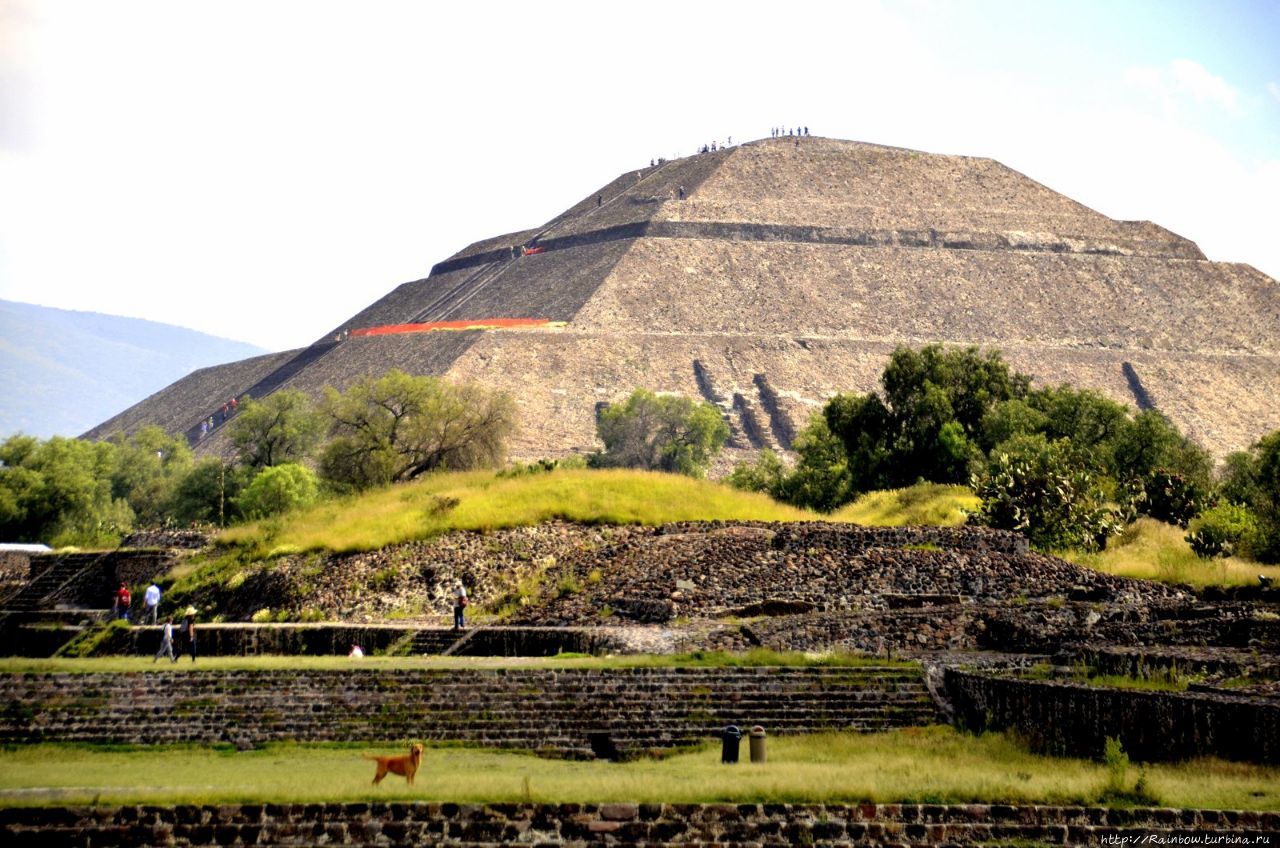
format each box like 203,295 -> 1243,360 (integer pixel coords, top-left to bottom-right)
1,0 -> 1277,351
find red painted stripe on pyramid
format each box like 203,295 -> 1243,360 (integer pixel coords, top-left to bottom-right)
351,318 -> 551,337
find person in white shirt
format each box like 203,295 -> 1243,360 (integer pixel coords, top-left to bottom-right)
154,617 -> 176,663
143,583 -> 161,625
453,581 -> 468,630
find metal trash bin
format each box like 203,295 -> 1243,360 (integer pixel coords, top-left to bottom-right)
720,725 -> 742,763
749,725 -> 766,763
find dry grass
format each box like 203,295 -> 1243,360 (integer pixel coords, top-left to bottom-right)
831,483 -> 978,527
0,728 -> 1275,809
1063,518 -> 1280,589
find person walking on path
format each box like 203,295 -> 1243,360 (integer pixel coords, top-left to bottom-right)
154,617 -> 176,663
182,606 -> 198,662
143,583 -> 161,625
452,580 -> 468,630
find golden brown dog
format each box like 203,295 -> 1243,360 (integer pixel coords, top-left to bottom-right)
364,743 -> 424,785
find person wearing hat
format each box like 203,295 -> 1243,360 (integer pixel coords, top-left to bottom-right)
452,580 -> 468,630
182,606 -> 198,662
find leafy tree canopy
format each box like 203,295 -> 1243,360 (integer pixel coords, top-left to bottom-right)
320,370 -> 516,490
237,463 -> 319,519
228,389 -> 327,469
826,345 -> 1029,493
0,435 -> 132,546
108,425 -> 193,525
590,389 -> 729,477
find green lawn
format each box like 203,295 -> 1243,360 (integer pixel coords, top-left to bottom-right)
0,728 -> 1275,810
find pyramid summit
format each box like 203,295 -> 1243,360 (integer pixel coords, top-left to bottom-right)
86,136 -> 1280,463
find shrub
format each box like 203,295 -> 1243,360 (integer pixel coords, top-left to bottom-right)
727,449 -> 788,495
971,434 -> 1121,551
1142,469 -> 1205,528
1186,502 -> 1261,559
237,464 -> 320,519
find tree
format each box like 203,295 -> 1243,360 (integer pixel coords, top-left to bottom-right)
320,370 -> 516,490
777,414 -> 855,511
1222,430 -> 1280,562
228,389 -> 327,469
108,426 -> 193,524
0,435 -> 133,546
170,458 -> 250,526
971,433 -> 1122,551
590,389 -> 729,477
1254,431 -> 1280,561
981,386 -> 1131,473
237,463 -> 319,519
727,449 -> 788,496
826,345 -> 1029,494
1109,409 -> 1213,525
1217,450 -> 1259,506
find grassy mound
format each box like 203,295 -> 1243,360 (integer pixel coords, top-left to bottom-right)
831,483 -> 978,527
1,728 -> 1275,809
219,469 -> 818,555
1062,518 -> 1280,589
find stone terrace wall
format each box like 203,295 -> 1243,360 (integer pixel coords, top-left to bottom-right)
945,669 -> 1280,764
0,666 -> 938,758
768,523 -> 1028,555
4,802 -> 1275,847
0,551 -> 28,599
88,624 -> 624,659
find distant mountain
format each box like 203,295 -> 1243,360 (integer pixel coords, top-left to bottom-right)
0,299 -> 268,439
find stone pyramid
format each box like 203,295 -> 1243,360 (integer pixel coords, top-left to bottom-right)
87,136 -> 1280,465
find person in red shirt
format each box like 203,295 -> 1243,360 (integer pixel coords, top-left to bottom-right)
114,582 -> 131,621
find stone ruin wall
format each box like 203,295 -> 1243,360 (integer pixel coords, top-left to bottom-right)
5,801 -> 1276,847
946,669 -> 1280,765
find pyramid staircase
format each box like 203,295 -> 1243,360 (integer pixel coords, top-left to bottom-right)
1,553 -> 109,613
183,341 -> 338,446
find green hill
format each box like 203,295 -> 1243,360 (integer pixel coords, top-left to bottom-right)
220,468 -> 818,555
